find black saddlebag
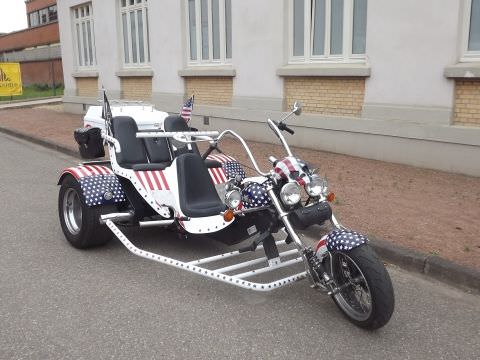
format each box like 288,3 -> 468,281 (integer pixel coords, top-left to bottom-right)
288,202 -> 332,229
74,127 -> 105,159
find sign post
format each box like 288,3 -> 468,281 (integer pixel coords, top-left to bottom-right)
0,63 -> 23,97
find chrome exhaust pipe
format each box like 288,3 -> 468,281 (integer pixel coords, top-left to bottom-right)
100,211 -> 134,224
139,219 -> 175,228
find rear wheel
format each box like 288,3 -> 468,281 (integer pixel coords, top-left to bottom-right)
329,244 -> 394,330
58,175 -> 115,249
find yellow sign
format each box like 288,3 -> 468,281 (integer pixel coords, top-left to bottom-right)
0,63 -> 23,96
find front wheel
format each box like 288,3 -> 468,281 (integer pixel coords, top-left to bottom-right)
329,244 -> 394,330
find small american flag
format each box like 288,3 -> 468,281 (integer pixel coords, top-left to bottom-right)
180,95 -> 194,123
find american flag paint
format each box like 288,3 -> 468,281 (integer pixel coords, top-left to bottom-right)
61,165 -> 113,179
61,165 -> 126,207
134,171 -> 170,191
80,174 -> 126,206
274,156 -> 310,186
180,95 -> 194,123
206,154 -> 246,183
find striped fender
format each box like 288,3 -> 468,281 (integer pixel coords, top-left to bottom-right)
58,164 -> 126,207
61,164 -> 114,179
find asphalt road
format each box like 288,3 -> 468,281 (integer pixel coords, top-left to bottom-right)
0,132 -> 479,360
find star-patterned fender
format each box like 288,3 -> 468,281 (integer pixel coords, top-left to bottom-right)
324,229 -> 368,252
59,165 -> 127,207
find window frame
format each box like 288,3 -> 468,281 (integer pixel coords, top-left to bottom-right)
119,0 -> 151,68
185,0 -> 232,66
288,0 -> 367,64
49,5 -> 58,22
461,0 -> 480,62
72,3 -> 97,70
29,11 -> 39,27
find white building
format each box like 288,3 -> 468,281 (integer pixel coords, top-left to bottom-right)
58,0 -> 480,176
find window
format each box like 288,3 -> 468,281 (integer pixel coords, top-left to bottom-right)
463,0 -> 480,60
120,0 -> 150,66
49,5 -> 58,22
29,12 -> 39,27
72,3 -> 96,68
39,8 -> 48,24
290,0 -> 367,63
186,0 -> 232,64
28,5 -> 58,28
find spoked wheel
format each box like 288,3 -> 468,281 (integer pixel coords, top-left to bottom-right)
58,175 -> 116,249
330,244 -> 394,330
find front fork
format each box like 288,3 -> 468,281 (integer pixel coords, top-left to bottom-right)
266,187 -> 339,291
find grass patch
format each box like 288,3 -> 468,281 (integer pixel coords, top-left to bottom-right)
0,84 -> 64,102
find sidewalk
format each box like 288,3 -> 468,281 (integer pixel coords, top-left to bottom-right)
1,103 -> 479,292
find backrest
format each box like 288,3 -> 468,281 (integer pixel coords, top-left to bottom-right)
112,116 -> 148,167
163,115 -> 200,156
144,136 -> 172,163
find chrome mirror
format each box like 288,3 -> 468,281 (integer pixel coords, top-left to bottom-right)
293,101 -> 303,116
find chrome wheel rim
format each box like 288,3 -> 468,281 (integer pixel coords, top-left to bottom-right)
332,252 -> 372,321
63,188 -> 82,235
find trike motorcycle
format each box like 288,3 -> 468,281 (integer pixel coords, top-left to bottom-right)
58,96 -> 394,330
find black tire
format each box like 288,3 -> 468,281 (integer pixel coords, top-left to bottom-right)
58,175 -> 115,249
329,244 -> 394,330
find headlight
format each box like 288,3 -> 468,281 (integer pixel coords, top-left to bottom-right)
306,176 -> 323,197
225,190 -> 241,209
280,182 -> 301,206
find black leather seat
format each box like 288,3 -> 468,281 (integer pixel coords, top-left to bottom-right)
112,116 -> 170,170
176,153 -> 226,217
163,115 -> 201,156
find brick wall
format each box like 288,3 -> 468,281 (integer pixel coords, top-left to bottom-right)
121,77 -> 152,100
284,77 -> 365,117
21,59 -> 63,86
76,77 -> 98,97
26,0 -> 56,13
185,77 -> 233,106
454,80 -> 480,126
0,22 -> 59,52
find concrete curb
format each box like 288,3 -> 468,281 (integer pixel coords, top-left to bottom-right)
370,237 -> 480,294
0,97 -> 62,110
0,126 -> 79,159
1,124 -> 479,294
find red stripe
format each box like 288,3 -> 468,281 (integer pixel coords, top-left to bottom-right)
84,165 -> 98,175
76,167 -> 89,177
218,168 -> 227,183
296,177 -> 306,186
151,171 -> 163,190
210,168 -> 220,184
214,168 -> 224,183
283,158 -> 296,173
144,172 -> 155,190
92,165 -> 106,174
135,172 -> 146,189
159,171 -> 170,190
316,239 -> 327,252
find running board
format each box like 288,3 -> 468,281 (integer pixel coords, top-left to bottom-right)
105,220 -> 307,292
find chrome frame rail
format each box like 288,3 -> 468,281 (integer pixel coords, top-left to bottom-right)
105,220 -> 307,291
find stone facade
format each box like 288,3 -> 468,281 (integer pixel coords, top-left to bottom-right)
185,77 -> 233,106
454,80 -> 480,127
120,77 -> 152,100
284,77 -> 365,117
